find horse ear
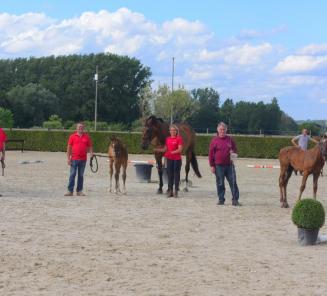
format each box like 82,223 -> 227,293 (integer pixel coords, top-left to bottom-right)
145,115 -> 156,126
109,135 -> 116,141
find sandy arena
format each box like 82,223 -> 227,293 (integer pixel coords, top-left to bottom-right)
1,151 -> 327,296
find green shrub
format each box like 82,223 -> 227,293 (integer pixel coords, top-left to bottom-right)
107,122 -> 128,131
42,115 -> 63,129
292,199 -> 325,229
0,107 -> 14,128
63,120 -> 74,130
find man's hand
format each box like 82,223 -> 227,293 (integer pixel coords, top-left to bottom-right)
210,166 -> 215,174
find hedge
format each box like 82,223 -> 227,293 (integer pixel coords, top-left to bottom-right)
5,129 -> 305,159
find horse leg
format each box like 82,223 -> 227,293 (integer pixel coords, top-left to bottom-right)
279,167 -> 286,207
313,172 -> 320,199
109,159 -> 114,193
183,151 -> 191,192
114,164 -> 121,194
279,165 -> 292,208
298,172 -> 309,200
282,166 -> 293,208
122,165 -> 127,195
155,153 -> 163,194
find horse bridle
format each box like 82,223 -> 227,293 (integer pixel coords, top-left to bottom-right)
142,126 -> 153,147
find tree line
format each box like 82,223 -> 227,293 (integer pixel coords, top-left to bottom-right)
0,53 -> 317,135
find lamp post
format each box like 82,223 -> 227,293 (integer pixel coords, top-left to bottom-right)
94,65 -> 98,131
170,57 -> 175,124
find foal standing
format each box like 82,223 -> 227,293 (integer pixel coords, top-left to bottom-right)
108,136 -> 128,194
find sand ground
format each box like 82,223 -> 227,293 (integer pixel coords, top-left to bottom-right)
1,151 -> 327,296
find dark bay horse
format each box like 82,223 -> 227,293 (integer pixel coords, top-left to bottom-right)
108,136 -> 128,194
141,115 -> 201,193
278,140 -> 327,208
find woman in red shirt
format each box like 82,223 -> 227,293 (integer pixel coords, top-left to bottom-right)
156,124 -> 183,197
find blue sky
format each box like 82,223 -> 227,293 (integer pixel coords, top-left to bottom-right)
1,1 -> 327,120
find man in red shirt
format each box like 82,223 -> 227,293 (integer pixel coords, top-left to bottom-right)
65,123 -> 93,196
209,122 -> 240,206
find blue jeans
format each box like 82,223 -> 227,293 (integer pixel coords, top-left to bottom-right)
68,160 -> 86,193
215,164 -> 239,203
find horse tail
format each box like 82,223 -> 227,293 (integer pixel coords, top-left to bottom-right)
191,151 -> 202,178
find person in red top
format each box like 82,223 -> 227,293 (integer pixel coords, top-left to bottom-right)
156,124 -> 183,197
0,128 -> 7,195
65,123 -> 93,196
209,122 -> 240,206
0,128 -> 7,164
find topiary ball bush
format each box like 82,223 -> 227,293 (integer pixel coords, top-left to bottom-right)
292,198 -> 325,229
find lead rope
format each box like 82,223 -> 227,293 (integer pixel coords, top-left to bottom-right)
90,155 -> 98,173
230,135 -> 236,200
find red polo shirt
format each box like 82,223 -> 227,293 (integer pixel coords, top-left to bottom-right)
68,132 -> 92,161
164,135 -> 183,160
0,128 -> 7,150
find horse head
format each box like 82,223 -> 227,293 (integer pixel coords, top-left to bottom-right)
141,115 -> 164,150
109,135 -> 121,157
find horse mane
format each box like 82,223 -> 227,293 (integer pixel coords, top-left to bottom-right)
146,115 -> 165,125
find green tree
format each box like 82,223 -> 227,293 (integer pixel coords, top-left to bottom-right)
154,85 -> 196,122
220,99 -> 234,129
189,87 -> 220,131
0,107 -> 14,128
138,83 -> 154,119
264,98 -> 282,134
280,112 -> 298,134
0,53 -> 152,126
6,83 -> 59,128
298,121 -> 321,136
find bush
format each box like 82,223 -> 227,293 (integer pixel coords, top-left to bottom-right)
63,120 -> 74,130
292,199 -> 325,229
107,122 -> 128,131
42,115 -> 63,129
0,107 -> 14,128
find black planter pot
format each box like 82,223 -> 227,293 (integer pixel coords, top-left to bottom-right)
134,164 -> 153,183
297,228 -> 319,246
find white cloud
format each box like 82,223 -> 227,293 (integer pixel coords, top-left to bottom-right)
198,43 -> 273,66
237,25 -> 287,40
280,75 -> 327,86
185,64 -> 214,81
274,55 -> 327,73
297,43 -> 327,55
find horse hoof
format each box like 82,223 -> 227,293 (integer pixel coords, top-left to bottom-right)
183,187 -> 188,192
157,189 -> 163,194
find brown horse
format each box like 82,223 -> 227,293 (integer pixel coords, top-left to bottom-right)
278,140 -> 327,208
108,136 -> 128,194
141,115 -> 201,193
